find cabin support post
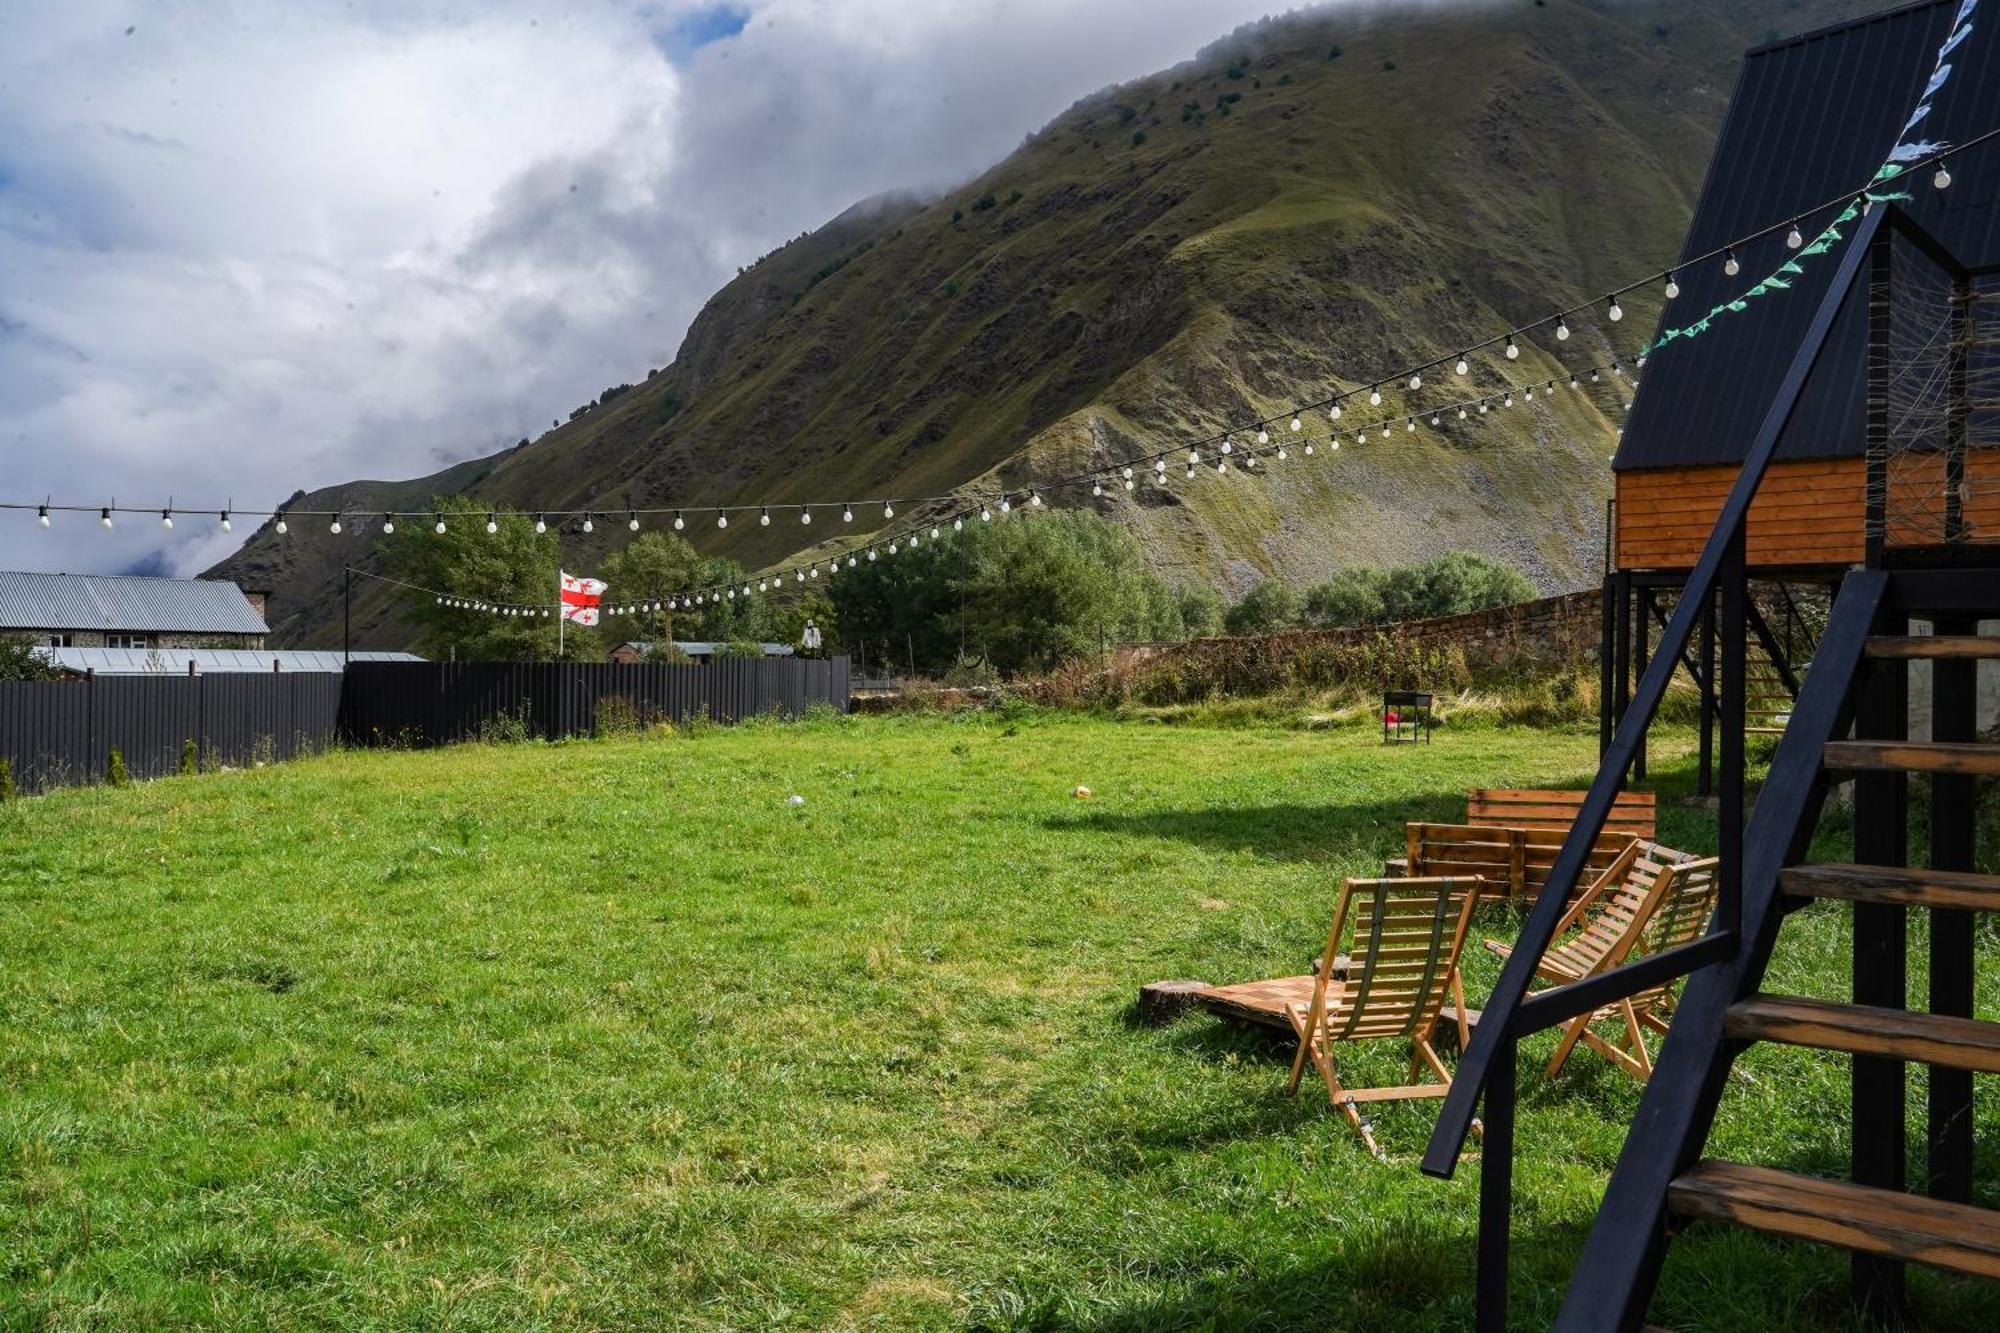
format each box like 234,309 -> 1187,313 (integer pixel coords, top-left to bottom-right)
1697,588 -> 1716,798
1864,224 -> 1892,569
1634,586 -> 1651,781
1945,275 -> 1970,542
1474,1035 -> 1517,1333
1600,572 -> 1618,755
1850,601 -> 1907,1322
1927,615 -> 1976,1203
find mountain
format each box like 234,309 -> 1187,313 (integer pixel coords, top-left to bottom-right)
210,0 -> 1884,648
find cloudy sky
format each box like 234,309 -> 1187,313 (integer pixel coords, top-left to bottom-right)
0,0 -> 1320,577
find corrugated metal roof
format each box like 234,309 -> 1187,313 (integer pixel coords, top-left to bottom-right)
1617,0 -> 2000,471
36,648 -> 421,675
0,570 -> 271,634
615,640 -> 797,657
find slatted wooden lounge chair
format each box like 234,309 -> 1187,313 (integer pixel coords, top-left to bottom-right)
1485,842 -> 1721,1082
1404,822 -> 1637,903
1283,876 -> 1482,1158
1387,789 -> 1653,890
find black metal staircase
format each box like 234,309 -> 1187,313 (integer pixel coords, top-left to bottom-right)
1423,202 -> 2000,1329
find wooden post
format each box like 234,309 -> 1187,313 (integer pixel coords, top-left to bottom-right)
1851,602 -> 1907,1323
1927,617 -> 1975,1204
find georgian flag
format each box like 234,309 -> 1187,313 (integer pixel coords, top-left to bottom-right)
559,571 -> 606,625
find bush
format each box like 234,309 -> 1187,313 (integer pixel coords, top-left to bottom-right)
596,695 -> 641,736
1304,552 -> 1536,628
1224,579 -> 1304,634
107,748 -> 129,788
0,634 -> 59,681
1177,585 -> 1224,638
0,756 -> 15,802
180,737 -> 198,776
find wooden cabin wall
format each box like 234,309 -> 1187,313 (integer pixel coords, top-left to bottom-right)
1615,454 -> 2000,570
1615,459 -> 1865,570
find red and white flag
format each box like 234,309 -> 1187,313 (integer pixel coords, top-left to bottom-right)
559,571 -> 606,625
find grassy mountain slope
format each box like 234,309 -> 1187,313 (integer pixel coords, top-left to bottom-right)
213,0 -> 1882,648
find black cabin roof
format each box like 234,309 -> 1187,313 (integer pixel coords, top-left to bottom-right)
1616,0 -> 2000,472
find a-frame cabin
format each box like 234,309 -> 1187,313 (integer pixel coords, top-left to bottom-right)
1425,3 -> 2000,1328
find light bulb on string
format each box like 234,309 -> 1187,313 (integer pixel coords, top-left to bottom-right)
1607,295 -> 1623,322
672,511 -> 683,531
432,513 -> 446,535
1256,428 -> 1269,445
382,515 -> 395,535
1330,402 -> 1342,421
1723,248 -> 1740,276
486,512 -> 499,534
1458,407 -> 1468,419
1785,220 -> 1804,249
1664,272 -> 1680,300
981,506 -> 992,522
867,548 -> 876,561
1555,319 -> 1570,341
329,517 -> 342,534
1524,386 -> 1534,401
883,502 -> 894,519
1093,479 -> 1103,497
800,506 -> 812,525
930,525 -> 941,539
1379,423 -> 1390,439
160,506 -> 173,531
1934,164 -> 1952,189
1479,402 -> 1489,415
842,504 -> 853,523
954,517 -> 964,531
1505,336 -> 1519,360
1290,414 -> 1303,432
37,502 -> 50,528
716,512 -> 727,528
1430,414 -> 1441,427
1408,373 -> 1422,390
1368,385 -> 1382,406
581,514 -> 594,533
534,514 -> 546,534
1303,441 -> 1315,455
1220,438 -> 1233,454
1276,444 -> 1287,460
1000,497 -> 1013,513
760,508 -> 771,526
1405,417 -> 1416,432
1455,356 -> 1469,376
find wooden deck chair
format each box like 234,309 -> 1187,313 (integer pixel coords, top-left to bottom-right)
1485,843 -> 1720,1082
1285,876 -> 1481,1159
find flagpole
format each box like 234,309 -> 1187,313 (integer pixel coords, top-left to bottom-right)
557,570 -> 565,659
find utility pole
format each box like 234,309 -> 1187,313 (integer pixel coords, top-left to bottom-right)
343,566 -> 352,668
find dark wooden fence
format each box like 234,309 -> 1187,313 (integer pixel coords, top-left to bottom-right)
340,657 -> 850,745
0,670 -> 344,793
0,657 -> 850,794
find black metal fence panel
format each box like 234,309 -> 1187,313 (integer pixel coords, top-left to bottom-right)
0,657 -> 849,794
0,671 -> 344,793
339,657 -> 850,746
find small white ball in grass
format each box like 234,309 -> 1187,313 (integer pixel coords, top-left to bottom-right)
786,794 -> 806,807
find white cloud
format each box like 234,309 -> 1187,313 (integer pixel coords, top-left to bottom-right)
0,0 -> 1309,576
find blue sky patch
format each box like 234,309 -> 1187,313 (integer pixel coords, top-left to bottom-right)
654,5 -> 749,63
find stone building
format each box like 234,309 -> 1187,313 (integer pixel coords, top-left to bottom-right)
0,569 -> 270,651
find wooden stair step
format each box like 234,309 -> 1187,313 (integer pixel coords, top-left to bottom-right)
1725,994 -> 2000,1073
1668,1161 -> 2000,1279
1867,635 -> 2000,659
1781,862 -> 2000,910
1822,740 -> 2000,776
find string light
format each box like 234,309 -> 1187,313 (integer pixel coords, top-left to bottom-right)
1505,336 -> 1519,360
1723,248 -> 1740,276
1785,220 -> 1804,249
37,502 -> 49,528
1664,272 -> 1680,300
329,517 -> 343,534
672,511 -> 684,531
534,514 -> 546,534
883,502 -> 894,519
842,504 -> 854,523
1455,357 -> 1469,376
1607,294 -> 1623,322
1368,386 -> 1382,406
1555,319 -> 1570,341
716,512 -> 728,528
1934,164 -> 1952,189
382,515 -> 395,535
801,506 -> 813,525
581,514 -> 594,533
160,506 -> 173,531
276,510 -> 288,535
486,512 -> 499,534
760,507 -> 771,526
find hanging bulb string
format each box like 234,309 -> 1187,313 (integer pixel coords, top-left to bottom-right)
632,356 -> 1638,605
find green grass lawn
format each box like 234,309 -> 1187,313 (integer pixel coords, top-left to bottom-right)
1,711 -> 1993,1330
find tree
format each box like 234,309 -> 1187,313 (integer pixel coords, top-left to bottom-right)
1303,569 -> 1387,628
1301,552 -> 1537,629
380,497 -> 579,660
1224,578 -> 1303,634
829,510 -> 1183,676
1176,584 -> 1224,638
598,532 -> 761,648
0,634 -> 59,681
